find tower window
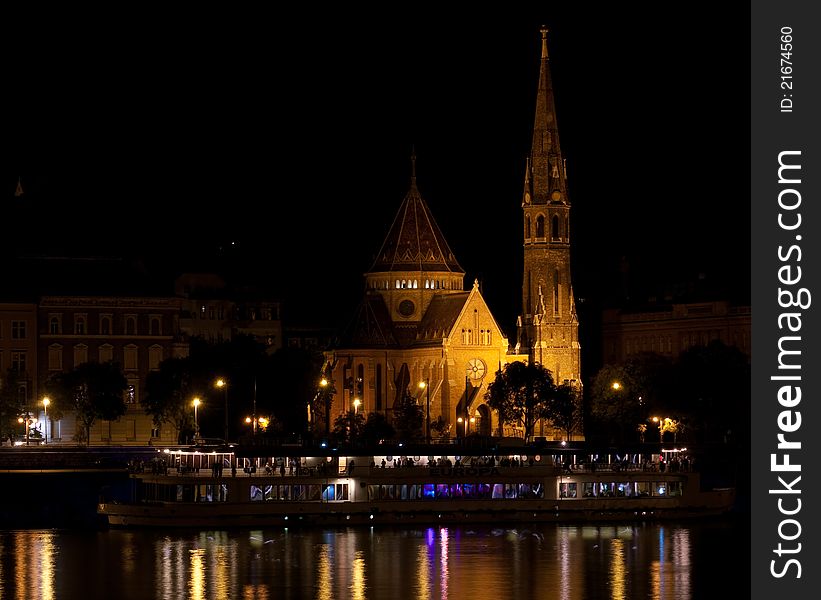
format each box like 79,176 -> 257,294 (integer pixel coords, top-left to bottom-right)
552,215 -> 560,239
525,215 -> 531,238
536,215 -> 545,238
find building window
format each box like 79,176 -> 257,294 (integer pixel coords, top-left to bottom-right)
125,383 -> 137,404
11,321 -> 26,339
49,316 -> 60,334
74,344 -> 88,367
536,215 -> 545,238
11,352 -> 26,374
124,345 -> 138,371
151,426 -> 161,439
552,215 -> 560,239
100,316 -> 112,335
99,344 -> 114,363
148,345 -> 163,370
525,215 -> 531,239
125,317 -> 137,335
150,317 -> 161,336
553,270 -> 559,314
74,315 -> 87,335
461,329 -> 469,344
48,345 -> 63,371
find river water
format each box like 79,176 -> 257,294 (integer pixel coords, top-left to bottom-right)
0,515 -> 747,599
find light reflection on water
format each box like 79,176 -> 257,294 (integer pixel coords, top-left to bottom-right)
0,519 -> 743,599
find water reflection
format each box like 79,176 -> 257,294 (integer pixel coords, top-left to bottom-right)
0,520 -> 738,599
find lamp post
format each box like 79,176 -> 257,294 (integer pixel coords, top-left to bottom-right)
353,398 -> 361,414
193,397 -> 201,441
42,397 -> 50,445
419,379 -> 430,444
457,417 -> 468,437
216,378 -> 228,443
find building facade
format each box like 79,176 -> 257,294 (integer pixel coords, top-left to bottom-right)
0,303 -> 39,442
601,300 -> 751,365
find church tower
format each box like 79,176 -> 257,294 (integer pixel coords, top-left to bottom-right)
518,26 -> 581,386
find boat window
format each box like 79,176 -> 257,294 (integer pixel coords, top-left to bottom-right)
322,484 -> 335,501
635,481 -> 651,497
293,485 -> 306,501
559,483 -> 577,498
583,482 -> 596,497
368,485 -> 380,501
264,485 -> 274,501
435,484 -> 449,499
336,484 -> 349,501
654,483 -> 667,496
667,481 -> 683,497
423,484 -> 435,499
307,485 -> 322,501
492,484 -> 505,499
250,485 -> 263,501
504,484 -> 518,499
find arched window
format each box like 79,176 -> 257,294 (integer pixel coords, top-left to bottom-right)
150,318 -> 161,336
49,317 -> 60,334
125,317 -> 137,336
396,280 -> 401,289
553,270 -> 559,314
536,215 -> 545,238
100,316 -> 111,335
552,215 -> 560,239
525,215 -> 531,238
413,280 -> 418,289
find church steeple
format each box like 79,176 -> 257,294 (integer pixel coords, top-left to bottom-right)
530,25 -> 568,206
518,26 -> 581,387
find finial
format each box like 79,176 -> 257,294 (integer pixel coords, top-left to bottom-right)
473,278 -> 479,290
540,25 -> 549,59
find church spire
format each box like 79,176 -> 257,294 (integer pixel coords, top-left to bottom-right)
531,25 -> 568,205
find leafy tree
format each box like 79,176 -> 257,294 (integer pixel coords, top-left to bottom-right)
484,361 -> 555,440
392,389 -> 424,442
546,382 -> 583,441
332,409 -> 365,444
361,412 -> 395,445
44,361 -> 127,445
310,373 -> 337,437
587,364 -> 642,444
0,369 -> 26,441
430,415 -> 451,439
672,340 -> 750,446
143,357 -> 198,443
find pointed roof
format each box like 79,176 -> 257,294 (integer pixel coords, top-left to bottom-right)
369,153 -> 463,274
530,25 -> 568,205
337,293 -> 399,348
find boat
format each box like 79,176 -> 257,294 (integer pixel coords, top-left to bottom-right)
97,445 -> 736,528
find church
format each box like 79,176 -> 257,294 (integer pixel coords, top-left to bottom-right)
324,27 -> 581,441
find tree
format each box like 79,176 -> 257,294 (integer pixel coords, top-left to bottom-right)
332,410 -> 365,445
484,361 -> 555,440
45,361 -> 127,445
587,364 -> 642,445
361,412 -> 395,445
311,375 -> 337,437
392,389 -> 424,442
0,369 -> 26,441
546,382 -> 583,441
429,415 -> 451,439
143,357 -> 197,444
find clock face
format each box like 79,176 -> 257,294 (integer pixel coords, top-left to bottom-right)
467,358 -> 486,380
398,299 -> 416,317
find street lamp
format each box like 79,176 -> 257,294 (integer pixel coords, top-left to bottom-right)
457,417 -> 468,437
216,378 -> 228,442
42,397 -> 50,445
193,397 -> 201,440
419,379 -> 430,444
612,381 -> 621,390
319,377 -> 333,436
353,398 -> 361,414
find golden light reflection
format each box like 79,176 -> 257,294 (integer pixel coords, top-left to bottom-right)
242,585 -> 269,600
416,544 -> 430,600
40,532 -> 55,600
350,550 -> 366,600
439,527 -> 449,599
14,534 -> 26,600
190,547 -> 206,600
609,538 -> 626,600
316,544 -> 333,600
559,528 -> 571,600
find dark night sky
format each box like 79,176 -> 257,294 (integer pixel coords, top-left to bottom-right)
4,8 -> 748,360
